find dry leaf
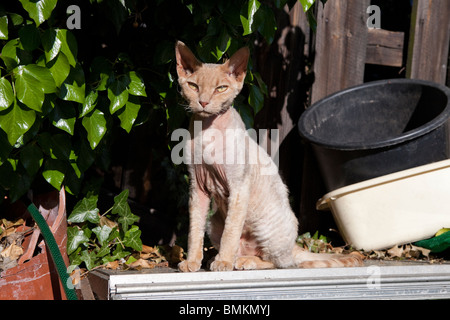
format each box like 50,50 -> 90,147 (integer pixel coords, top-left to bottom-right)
129,258 -> 156,269
1,218 -> 24,229
141,245 -> 159,254
105,260 -> 120,270
370,250 -> 387,259
331,247 -> 344,254
0,241 -> 23,260
387,245 -> 404,258
166,245 -> 185,265
1,227 -> 17,240
411,245 -> 430,258
100,216 -> 118,229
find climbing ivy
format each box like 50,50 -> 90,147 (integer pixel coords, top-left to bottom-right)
67,189 -> 142,270
0,0 -> 318,204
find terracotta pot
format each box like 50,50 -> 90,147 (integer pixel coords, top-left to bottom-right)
0,188 -> 69,300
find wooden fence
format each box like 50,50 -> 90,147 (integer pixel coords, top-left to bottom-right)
255,0 -> 450,235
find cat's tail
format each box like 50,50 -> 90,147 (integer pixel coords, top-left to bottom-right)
292,245 -> 364,268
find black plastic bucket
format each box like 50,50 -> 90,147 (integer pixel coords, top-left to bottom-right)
298,79 -> 450,192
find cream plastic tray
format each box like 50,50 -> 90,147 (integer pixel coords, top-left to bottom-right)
317,159 -> 450,251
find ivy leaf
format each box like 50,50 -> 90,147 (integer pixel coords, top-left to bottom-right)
38,132 -> 72,160
299,0 -> 316,12
118,206 -> 140,233
248,85 -> 264,114
253,4 -> 277,44
50,101 -> 76,135
1,39 -> 20,71
9,167 -> 32,203
90,56 -> 112,91
67,194 -> 100,224
111,189 -> 130,215
0,100 -> 36,146
117,95 -> 141,133
19,24 -> 41,51
19,0 -> 57,27
48,52 -> 71,88
0,77 -> 14,111
82,109 -> 107,149
80,89 -> 98,117
42,28 -> 77,67
127,72 -> 147,97
108,76 -> 129,114
92,225 -> 112,247
59,64 -> 85,104
123,225 -> 143,251
14,64 -> 56,112
67,226 -> 89,255
81,249 -> 98,270
240,0 -> 261,36
20,143 -> 43,177
0,15 -> 8,40
42,158 -> 66,191
213,28 -> 231,61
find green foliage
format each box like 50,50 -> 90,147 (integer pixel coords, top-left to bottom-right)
67,189 -> 142,270
297,231 -> 330,253
0,0 -> 291,203
0,1 -> 147,202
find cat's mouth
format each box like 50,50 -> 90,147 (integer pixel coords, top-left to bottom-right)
194,109 -> 216,117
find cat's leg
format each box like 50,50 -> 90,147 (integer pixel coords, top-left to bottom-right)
178,187 -> 211,272
210,184 -> 250,271
293,245 -> 364,268
235,256 -> 275,270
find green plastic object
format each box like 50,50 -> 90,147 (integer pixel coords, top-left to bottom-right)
23,197 -> 78,300
414,231 -> 450,253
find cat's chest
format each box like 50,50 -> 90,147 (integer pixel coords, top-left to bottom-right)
190,125 -> 247,167
193,163 -> 230,199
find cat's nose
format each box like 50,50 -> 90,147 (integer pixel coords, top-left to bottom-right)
199,101 -> 209,108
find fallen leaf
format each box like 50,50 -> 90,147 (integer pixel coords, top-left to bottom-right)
165,245 -> 185,265
0,241 -> 23,260
410,245 -> 430,258
100,216 -> 118,229
105,260 -> 120,270
1,218 -> 24,229
129,258 -> 156,269
331,247 -> 344,254
141,245 -> 159,254
0,227 -> 16,240
387,245 -> 403,258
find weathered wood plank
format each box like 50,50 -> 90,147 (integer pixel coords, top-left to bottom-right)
366,28 -> 404,67
406,0 -> 450,84
311,0 -> 370,104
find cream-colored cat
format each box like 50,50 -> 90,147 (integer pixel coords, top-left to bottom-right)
175,41 -> 363,272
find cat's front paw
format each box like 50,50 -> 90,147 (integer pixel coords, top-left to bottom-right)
210,260 -> 233,271
178,260 -> 201,272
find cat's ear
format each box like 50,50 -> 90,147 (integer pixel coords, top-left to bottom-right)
175,41 -> 202,77
223,47 -> 250,83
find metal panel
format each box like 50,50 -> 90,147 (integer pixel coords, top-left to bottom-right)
88,261 -> 450,300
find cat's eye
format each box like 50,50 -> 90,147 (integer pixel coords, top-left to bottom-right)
215,85 -> 228,93
188,82 -> 199,92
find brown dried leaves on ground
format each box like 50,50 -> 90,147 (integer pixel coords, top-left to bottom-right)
0,218 -> 29,272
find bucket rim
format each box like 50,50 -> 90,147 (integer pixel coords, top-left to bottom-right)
298,79 -> 450,151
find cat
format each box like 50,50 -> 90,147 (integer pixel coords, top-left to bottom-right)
175,41 -> 363,272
